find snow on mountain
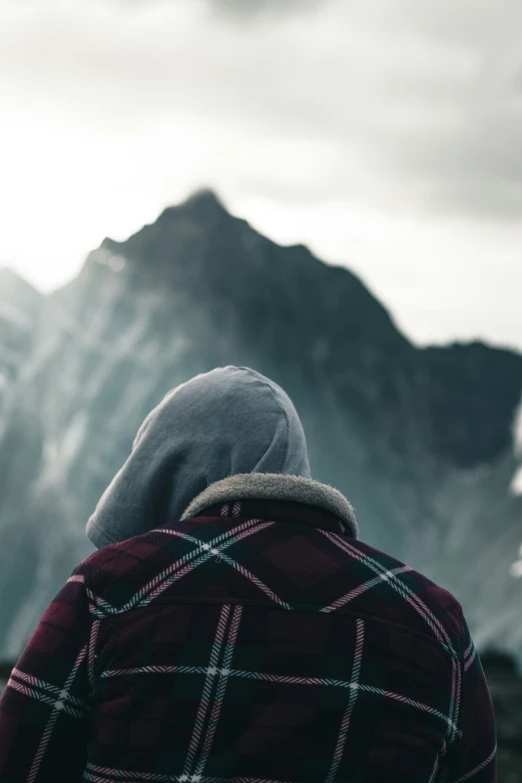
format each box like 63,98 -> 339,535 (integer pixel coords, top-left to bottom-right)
0,269 -> 44,398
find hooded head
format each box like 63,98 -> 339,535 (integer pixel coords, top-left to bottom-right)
86,366 -> 311,548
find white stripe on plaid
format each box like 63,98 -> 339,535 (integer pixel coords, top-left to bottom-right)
212,551 -> 292,609
464,641 -> 478,673
232,502 -> 241,518
137,520 -> 267,604
226,671 -> 353,687
84,764 -> 299,783
10,668 -> 85,707
90,520 -> 270,618
359,685 -> 459,734
429,738 -> 447,783
99,662 -> 457,734
322,530 -> 461,744
448,745 -> 497,783
101,666 -> 361,686
321,566 -> 411,612
143,522 -> 271,604
148,524 -> 290,609
326,618 -> 364,783
321,532 -> 456,654
100,665 -> 208,679
7,678 -> 85,718
450,648 -> 462,748
194,605 -> 243,776
88,618 -> 101,692
428,752 -> 440,783
67,574 -> 85,584
183,605 -> 232,777
27,643 -> 88,783
229,672 -> 458,732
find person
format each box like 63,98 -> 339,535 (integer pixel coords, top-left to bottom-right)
0,366 -> 496,782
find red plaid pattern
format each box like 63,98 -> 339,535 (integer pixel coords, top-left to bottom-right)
0,499 -> 496,782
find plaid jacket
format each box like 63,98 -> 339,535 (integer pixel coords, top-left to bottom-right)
0,499 -> 496,783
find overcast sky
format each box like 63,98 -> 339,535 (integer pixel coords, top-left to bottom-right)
0,0 -> 521,349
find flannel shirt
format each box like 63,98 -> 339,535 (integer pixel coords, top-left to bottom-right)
0,498 -> 496,782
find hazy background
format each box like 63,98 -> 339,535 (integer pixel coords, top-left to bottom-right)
1,5 -> 522,779
1,0 -> 521,348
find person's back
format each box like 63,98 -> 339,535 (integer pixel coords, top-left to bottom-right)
0,367 -> 496,782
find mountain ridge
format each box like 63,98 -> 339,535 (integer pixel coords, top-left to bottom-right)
85,192 -> 522,470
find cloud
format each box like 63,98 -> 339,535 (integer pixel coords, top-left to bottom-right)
205,0 -> 320,17
97,0 -> 322,19
364,0 -> 522,219
2,0 -> 522,219
2,0 -> 522,224
1,0 -> 522,348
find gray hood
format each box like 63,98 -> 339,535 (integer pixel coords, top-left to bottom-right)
86,366 -> 311,548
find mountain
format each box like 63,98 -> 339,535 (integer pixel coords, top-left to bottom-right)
0,189 -> 521,661
0,269 -> 44,399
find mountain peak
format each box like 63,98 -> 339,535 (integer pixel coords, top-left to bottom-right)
96,189 -> 232,259
159,188 -> 229,224
184,188 -> 226,209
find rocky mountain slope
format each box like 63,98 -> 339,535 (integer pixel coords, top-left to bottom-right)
0,268 -> 44,402
0,189 -> 521,660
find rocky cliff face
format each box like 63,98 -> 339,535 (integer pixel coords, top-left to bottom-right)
0,268 -> 44,400
0,189 -> 521,660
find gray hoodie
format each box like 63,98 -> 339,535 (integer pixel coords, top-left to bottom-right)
86,366 -> 312,548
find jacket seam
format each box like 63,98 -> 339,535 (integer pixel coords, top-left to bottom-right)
95,594 -> 456,659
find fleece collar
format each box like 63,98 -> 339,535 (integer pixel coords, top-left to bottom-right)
181,473 -> 358,538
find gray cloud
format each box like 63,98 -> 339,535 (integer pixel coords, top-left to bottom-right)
369,0 -> 522,218
2,0 -> 522,222
108,0 -> 321,18
1,0 -> 522,349
206,0 -> 319,16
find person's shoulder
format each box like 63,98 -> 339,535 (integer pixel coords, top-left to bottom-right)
347,537 -> 464,644
73,529 -> 169,601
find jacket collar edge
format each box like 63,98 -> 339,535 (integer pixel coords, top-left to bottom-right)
180,473 -> 358,538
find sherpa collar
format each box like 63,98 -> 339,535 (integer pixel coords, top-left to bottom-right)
181,473 -> 358,538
